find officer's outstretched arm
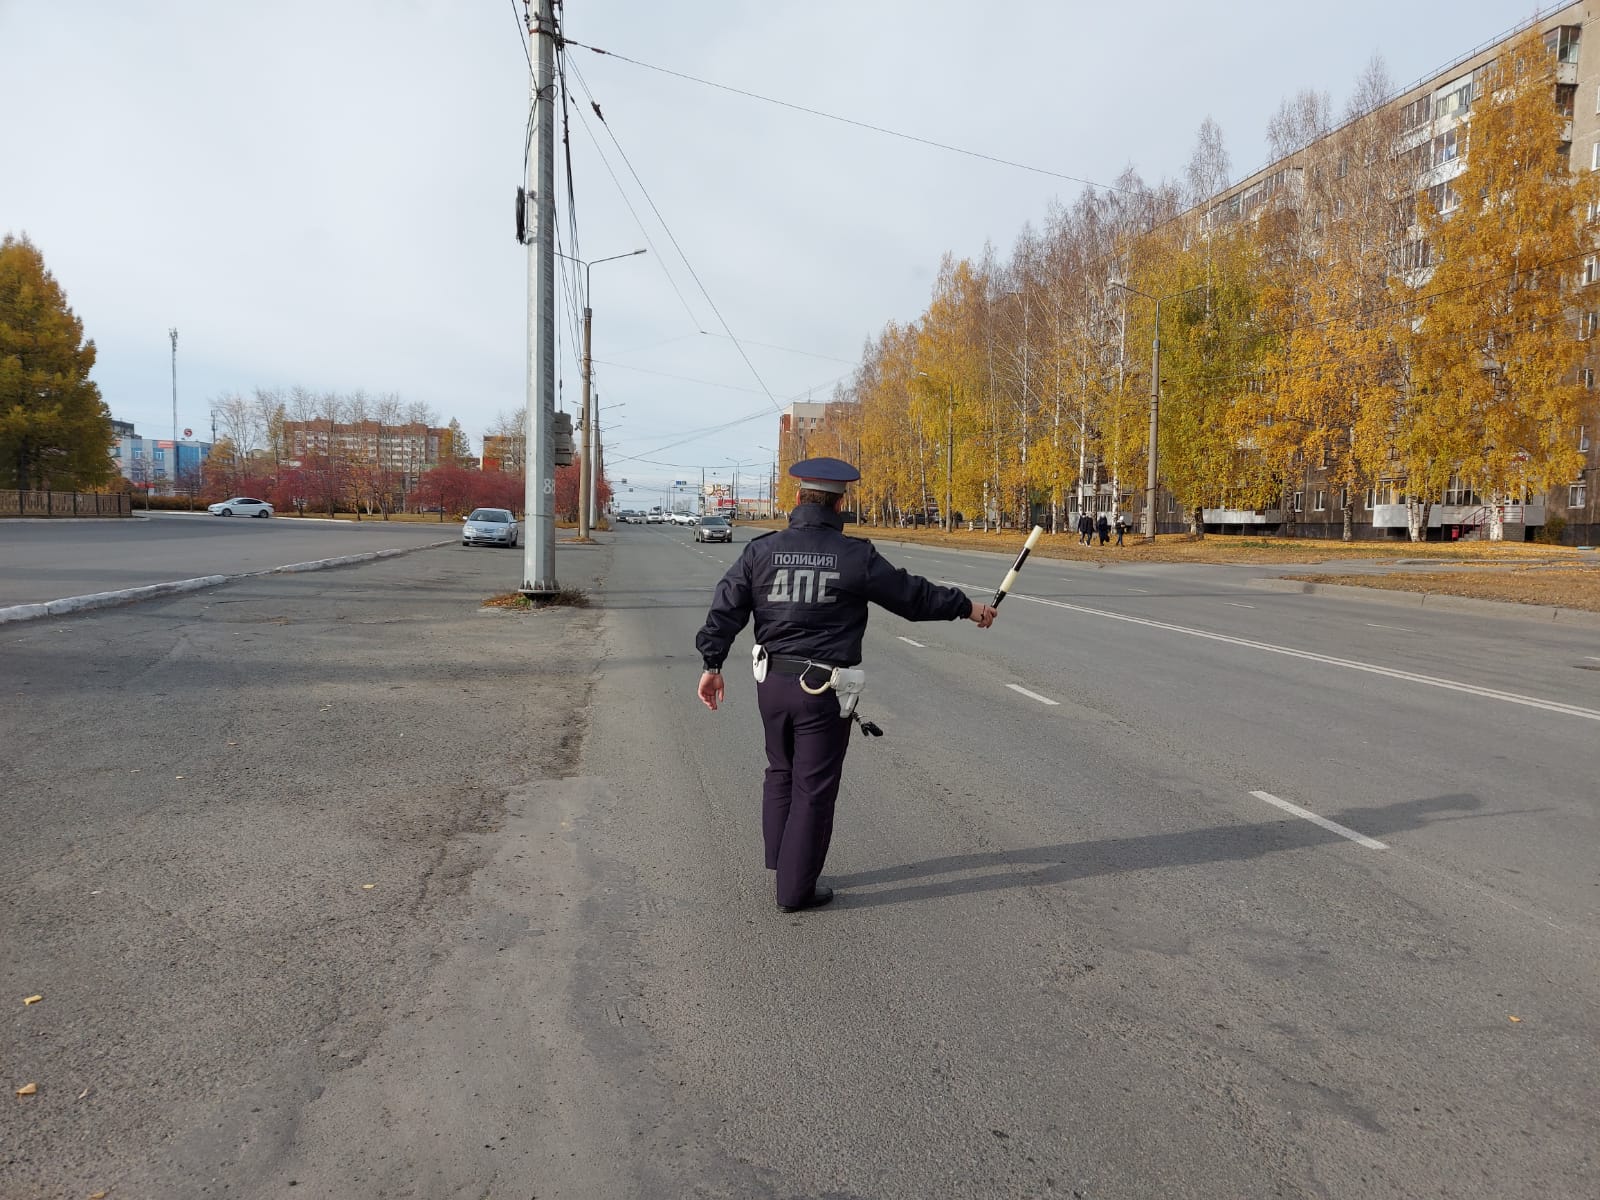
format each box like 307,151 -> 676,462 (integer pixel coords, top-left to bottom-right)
864,545 -> 974,623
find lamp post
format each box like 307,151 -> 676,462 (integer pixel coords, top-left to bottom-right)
917,371 -> 955,532
555,248 -> 646,537
757,445 -> 777,519
1107,281 -> 1209,542
724,457 -> 762,521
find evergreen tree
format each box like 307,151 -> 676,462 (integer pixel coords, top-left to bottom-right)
0,233 -> 114,490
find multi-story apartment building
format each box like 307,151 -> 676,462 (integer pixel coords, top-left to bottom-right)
279,420 -> 448,482
1189,4 -> 1598,544
777,400 -> 860,502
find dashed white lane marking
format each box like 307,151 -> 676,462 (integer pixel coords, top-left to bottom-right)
1250,790 -> 1389,850
1227,602 -> 1256,609
1127,587 -> 1150,593
897,636 -> 926,647
1006,683 -> 1059,706
939,579 -> 1600,724
1366,622 -> 1415,632
1587,655 -> 1600,662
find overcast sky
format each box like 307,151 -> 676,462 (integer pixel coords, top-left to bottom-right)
1,0 -> 1540,498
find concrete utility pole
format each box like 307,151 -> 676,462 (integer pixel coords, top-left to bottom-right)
578,306 -> 593,537
590,392 -> 600,524
169,328 -> 178,487
520,0 -> 559,597
560,249 -> 644,541
1108,281 -> 1208,543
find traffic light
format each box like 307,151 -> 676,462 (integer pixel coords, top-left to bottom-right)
552,412 -> 575,465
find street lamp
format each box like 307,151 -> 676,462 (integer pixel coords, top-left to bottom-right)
1107,280 -> 1209,542
554,248 -> 646,536
724,457 -> 762,521
917,371 -> 955,532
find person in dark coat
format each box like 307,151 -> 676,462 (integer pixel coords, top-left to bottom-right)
1114,512 -> 1127,547
695,457 -> 998,913
1077,512 -> 1093,545
1096,513 -> 1110,545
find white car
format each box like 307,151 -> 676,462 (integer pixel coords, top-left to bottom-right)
461,507 -> 520,547
671,511 -> 696,526
207,497 -> 274,518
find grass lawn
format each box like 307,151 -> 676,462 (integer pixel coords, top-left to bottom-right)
735,521 -> 1599,613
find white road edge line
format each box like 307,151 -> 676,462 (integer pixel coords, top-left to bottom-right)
938,579 -> 1600,723
1227,602 -> 1256,609
1250,790 -> 1389,850
897,636 -> 926,647
1367,622 -> 1415,632
1006,683 -> 1059,706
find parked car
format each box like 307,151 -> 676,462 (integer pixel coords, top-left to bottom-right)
461,507 -> 520,547
694,516 -> 733,543
207,497 -> 274,518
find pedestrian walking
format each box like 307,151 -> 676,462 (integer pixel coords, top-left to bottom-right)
1096,513 -> 1110,546
1077,512 -> 1093,545
695,457 -> 998,913
1114,512 -> 1127,547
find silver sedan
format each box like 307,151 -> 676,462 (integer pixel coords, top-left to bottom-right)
461,508 -> 520,547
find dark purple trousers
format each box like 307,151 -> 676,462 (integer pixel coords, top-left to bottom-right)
756,674 -> 853,907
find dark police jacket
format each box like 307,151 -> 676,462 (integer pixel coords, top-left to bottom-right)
695,504 -> 974,671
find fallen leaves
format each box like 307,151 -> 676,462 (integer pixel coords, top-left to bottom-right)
362,884 -> 376,890
1508,1015 -> 1523,1023
15,1082 -> 37,1097
23,994 -> 41,1006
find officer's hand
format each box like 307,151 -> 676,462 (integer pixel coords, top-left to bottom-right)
698,670 -> 725,711
968,603 -> 997,629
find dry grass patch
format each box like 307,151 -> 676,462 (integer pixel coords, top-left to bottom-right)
482,588 -> 590,610
1285,566 -> 1600,612
812,522 -> 1593,566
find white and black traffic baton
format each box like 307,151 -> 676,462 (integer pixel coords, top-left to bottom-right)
992,525 -> 1045,608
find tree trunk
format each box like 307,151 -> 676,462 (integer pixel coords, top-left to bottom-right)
1342,498 -> 1354,542
1188,504 -> 1204,539
1487,495 -> 1505,541
1406,497 -> 1430,541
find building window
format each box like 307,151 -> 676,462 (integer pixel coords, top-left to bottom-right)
1585,257 -> 1599,285
1571,480 -> 1589,508
1584,368 -> 1596,389
1584,313 -> 1599,339
1364,487 -> 1375,510
1581,425 -> 1591,451
1290,491 -> 1303,513
1400,95 -> 1431,132
1545,25 -> 1581,66
1313,490 -> 1327,511
1434,129 -> 1458,166
1166,494 -> 1177,514
1559,84 -> 1577,117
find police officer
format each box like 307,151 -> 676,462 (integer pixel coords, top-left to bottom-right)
694,457 -> 997,913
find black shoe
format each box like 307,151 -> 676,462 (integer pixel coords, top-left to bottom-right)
777,886 -> 834,914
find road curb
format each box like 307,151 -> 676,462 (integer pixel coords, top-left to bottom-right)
1247,575 -> 1600,628
0,540 -> 456,626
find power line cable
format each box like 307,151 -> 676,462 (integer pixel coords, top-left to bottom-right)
567,57 -> 784,413
568,93 -> 701,329
565,37 -> 1129,194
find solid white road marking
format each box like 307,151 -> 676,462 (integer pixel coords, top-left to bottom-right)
897,636 -> 926,647
938,579 -> 1600,723
1366,622 -> 1415,632
1227,602 -> 1256,609
1006,683 -> 1059,706
1587,655 -> 1600,662
1250,790 -> 1389,850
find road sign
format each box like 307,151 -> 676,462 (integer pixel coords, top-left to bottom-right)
183,428 -> 192,438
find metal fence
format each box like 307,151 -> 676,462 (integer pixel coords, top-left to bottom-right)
0,490 -> 131,518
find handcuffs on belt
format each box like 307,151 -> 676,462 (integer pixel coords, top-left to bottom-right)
752,644 -> 883,736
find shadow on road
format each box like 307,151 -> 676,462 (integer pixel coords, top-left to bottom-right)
831,792 -> 1502,909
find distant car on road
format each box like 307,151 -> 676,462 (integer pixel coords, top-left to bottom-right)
671,511 -> 696,526
646,511 -> 665,524
461,508 -> 520,548
694,516 -> 732,543
207,497 -> 274,518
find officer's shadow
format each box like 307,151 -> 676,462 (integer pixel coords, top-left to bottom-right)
830,792 -> 1513,909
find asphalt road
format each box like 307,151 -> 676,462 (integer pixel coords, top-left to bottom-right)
0,511 -> 459,607
4,522 -> 1596,1198
507,523 -> 1597,1198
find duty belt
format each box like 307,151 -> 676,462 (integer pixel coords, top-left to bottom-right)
766,655 -> 840,677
